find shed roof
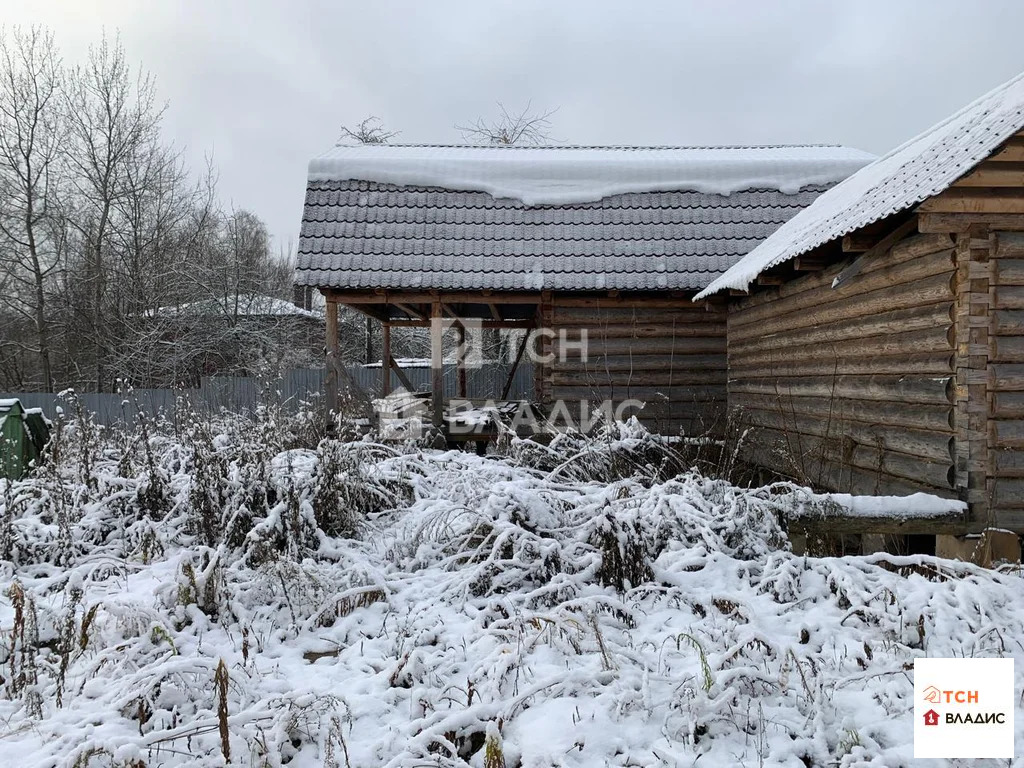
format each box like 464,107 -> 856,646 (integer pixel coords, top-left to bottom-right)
152,293 -> 318,319
295,144 -> 873,293
696,71 -> 1024,298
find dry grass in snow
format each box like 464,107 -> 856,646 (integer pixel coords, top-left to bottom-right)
0,409 -> 1021,767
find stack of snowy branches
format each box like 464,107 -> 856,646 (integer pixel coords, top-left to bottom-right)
0,408 -> 1021,767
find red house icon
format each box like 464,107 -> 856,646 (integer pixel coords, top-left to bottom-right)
924,709 -> 940,726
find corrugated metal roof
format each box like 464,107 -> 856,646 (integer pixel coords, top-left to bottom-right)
696,71 -> 1024,298
294,181 -> 833,292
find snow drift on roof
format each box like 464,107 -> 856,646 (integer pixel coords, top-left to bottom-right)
696,70 -> 1024,299
307,144 -> 875,206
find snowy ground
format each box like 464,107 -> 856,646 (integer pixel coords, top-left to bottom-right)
0,412 -> 1022,767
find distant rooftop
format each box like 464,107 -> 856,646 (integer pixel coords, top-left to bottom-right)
152,293 -> 318,319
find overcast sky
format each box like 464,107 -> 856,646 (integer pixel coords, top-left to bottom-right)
8,1 -> 1024,253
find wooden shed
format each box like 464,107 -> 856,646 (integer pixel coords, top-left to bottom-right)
696,70 -> 1024,536
293,144 -> 870,438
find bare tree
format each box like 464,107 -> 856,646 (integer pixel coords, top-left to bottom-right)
63,33 -> 165,391
0,26 -> 65,391
339,116 -> 399,145
456,102 -> 557,146
0,27 -> 309,392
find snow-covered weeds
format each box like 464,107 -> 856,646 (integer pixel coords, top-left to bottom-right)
0,412 -> 1021,767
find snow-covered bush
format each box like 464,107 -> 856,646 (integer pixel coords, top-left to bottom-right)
0,411 -> 1021,767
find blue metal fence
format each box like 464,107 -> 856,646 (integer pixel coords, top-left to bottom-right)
0,362 -> 534,426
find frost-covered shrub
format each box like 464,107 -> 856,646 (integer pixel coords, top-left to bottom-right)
496,417 -> 692,484
310,438 -> 396,538
0,411 -> 1021,767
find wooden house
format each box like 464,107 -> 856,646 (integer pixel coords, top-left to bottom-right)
696,71 -> 1024,537
293,144 -> 870,438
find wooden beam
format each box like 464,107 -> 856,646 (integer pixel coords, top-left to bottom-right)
501,331 -> 531,400
793,256 -> 829,271
344,302 -> 390,322
393,302 -> 426,321
919,188 -> 1024,214
327,290 -> 542,305
920,212 -> 1024,233
431,300 -> 444,428
787,511 -> 972,536
990,141 -> 1024,163
841,233 -> 877,253
832,217 -> 918,289
385,319 -> 535,329
381,323 -> 392,397
456,324 -> 467,398
955,166 -> 1024,187
325,300 -> 339,417
487,302 -> 502,321
757,275 -> 785,286
387,352 -> 416,392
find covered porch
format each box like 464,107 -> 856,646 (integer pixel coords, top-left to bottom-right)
323,289 -> 544,441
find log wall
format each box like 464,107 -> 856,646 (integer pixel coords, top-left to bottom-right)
542,294 -> 727,434
728,231 -> 959,497
986,231 -> 1024,528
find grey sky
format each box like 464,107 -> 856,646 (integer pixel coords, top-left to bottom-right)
9,1 -> 1024,254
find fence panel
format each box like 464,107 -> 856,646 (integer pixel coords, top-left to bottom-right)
0,362 -> 534,426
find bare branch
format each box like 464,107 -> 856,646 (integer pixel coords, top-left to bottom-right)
338,116 -> 399,145
456,101 -> 558,146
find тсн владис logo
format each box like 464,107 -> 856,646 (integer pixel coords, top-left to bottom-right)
913,659 -> 1014,758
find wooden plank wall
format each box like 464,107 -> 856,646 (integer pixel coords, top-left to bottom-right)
543,295 -> 727,435
728,231 -> 959,497
920,130 -> 1024,218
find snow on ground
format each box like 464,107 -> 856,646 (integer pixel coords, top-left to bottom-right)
0,411 -> 1021,767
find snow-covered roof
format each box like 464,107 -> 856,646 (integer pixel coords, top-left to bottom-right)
696,71 -> 1024,298
308,144 -> 874,206
152,293 -> 318,319
296,144 -> 873,293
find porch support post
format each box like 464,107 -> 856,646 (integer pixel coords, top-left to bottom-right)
431,299 -> 444,428
381,322 -> 392,397
325,298 -> 339,418
456,323 -> 467,398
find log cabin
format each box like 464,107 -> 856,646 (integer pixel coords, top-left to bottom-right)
696,70 -> 1024,541
293,143 -> 871,439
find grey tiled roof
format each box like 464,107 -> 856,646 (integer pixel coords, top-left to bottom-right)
295,181 -> 831,292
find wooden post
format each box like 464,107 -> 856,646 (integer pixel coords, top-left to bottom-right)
501,330 -> 531,400
431,299 -> 444,428
325,299 -> 339,417
381,323 -> 392,397
456,323 -> 467,398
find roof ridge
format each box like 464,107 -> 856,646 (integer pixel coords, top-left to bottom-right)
335,142 -> 850,151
